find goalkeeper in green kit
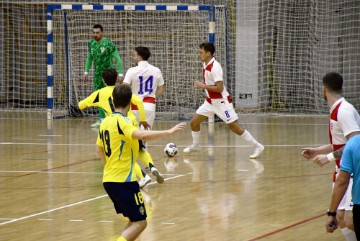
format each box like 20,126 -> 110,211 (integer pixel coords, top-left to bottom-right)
84,24 -> 124,128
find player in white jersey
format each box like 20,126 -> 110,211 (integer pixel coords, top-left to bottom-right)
183,42 -> 264,159
123,46 -> 164,129
302,72 -> 360,241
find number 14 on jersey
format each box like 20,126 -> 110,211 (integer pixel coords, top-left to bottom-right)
138,76 -> 153,95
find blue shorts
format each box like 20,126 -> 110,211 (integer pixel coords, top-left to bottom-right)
103,182 -> 147,222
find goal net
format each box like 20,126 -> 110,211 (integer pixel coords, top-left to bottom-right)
1,1 -> 359,118
49,4 -> 228,119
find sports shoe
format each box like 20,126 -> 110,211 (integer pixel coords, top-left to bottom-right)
183,143 -> 200,153
151,167 -> 164,184
249,144 -> 264,159
139,175 -> 152,188
91,119 -> 102,128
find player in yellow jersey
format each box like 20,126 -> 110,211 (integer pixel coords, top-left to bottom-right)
96,84 -> 186,241
79,68 -> 163,188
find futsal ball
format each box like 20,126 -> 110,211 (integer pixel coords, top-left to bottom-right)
164,143 -> 178,157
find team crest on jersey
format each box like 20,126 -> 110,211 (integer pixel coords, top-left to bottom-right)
100,47 -> 105,53
139,206 -> 145,215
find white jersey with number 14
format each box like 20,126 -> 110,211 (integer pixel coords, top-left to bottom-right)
124,61 -> 164,111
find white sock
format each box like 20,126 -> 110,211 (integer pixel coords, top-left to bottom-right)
341,228 -> 357,241
192,131 -> 200,145
241,130 -> 261,148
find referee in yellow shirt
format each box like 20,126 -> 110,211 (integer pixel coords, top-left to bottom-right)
96,84 -> 186,241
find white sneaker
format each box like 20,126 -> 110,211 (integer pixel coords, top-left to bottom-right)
249,144 -> 264,159
91,119 -> 102,128
183,144 -> 200,153
151,167 -> 164,184
139,175 -> 152,188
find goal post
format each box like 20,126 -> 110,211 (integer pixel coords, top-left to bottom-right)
46,4 -> 226,120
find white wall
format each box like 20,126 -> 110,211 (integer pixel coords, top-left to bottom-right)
235,0 -> 259,108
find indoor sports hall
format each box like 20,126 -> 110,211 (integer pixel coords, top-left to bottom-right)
1,1 -> 359,241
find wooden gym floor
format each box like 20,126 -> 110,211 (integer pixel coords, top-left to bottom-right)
0,113 -> 345,240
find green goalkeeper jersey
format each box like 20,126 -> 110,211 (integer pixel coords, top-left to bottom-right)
85,37 -> 124,77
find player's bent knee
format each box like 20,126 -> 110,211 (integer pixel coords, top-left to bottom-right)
134,220 -> 147,230
141,220 -> 147,231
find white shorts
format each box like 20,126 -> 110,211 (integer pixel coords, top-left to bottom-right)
332,178 -> 353,211
133,110 -> 155,129
196,99 -> 238,124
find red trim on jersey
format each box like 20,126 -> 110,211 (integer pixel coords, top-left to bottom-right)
143,97 -> 156,104
333,144 -> 345,151
208,91 -> 223,99
328,101 -> 343,145
202,60 -> 223,99
131,104 -> 138,110
131,97 -> 156,110
227,95 -> 232,103
328,101 -> 344,181
206,61 -> 214,71
330,101 -> 342,121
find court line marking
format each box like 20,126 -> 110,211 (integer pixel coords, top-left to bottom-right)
38,135 -> 62,137
0,170 -> 102,174
248,212 -> 326,241
0,174 -> 185,226
0,142 -> 328,148
12,138 -> 54,141
0,170 -> 182,176
161,222 -> 175,225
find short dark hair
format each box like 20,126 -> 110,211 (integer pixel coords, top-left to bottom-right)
93,24 -> 103,32
112,84 -> 132,108
322,72 -> 343,94
135,46 -> 151,60
102,68 -> 117,86
200,42 -> 215,56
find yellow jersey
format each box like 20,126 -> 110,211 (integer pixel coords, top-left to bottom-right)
96,112 -> 139,183
78,86 -> 146,125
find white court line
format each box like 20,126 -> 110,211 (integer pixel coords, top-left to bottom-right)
38,135 -> 62,137
0,170 -> 103,174
0,170 -> 183,176
0,174 -> 185,226
12,138 -> 53,141
0,142 -> 327,148
161,222 -> 175,225
69,219 -> 83,222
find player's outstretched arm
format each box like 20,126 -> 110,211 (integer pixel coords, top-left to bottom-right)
132,122 -> 186,141
301,144 -> 333,159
